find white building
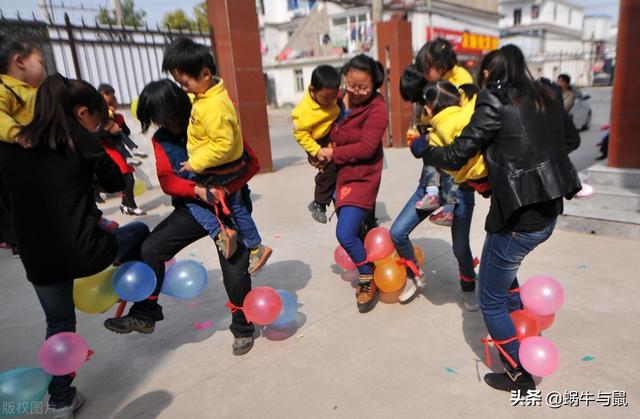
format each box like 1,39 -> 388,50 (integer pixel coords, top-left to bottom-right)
259,0 -> 500,107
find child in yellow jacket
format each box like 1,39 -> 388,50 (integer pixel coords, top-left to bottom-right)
291,65 -> 341,224
163,37 -> 271,273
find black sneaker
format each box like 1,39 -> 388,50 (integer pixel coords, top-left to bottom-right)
308,201 -> 327,224
233,336 -> 254,356
484,370 -> 535,392
104,315 -> 155,334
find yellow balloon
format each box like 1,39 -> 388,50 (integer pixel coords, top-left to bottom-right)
133,179 -> 147,196
413,245 -> 425,267
73,267 -> 119,314
130,96 -> 139,120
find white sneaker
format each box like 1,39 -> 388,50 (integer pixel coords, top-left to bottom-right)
132,150 -> 148,158
462,290 -> 480,312
126,158 -> 142,166
48,391 -> 85,418
398,277 -> 418,304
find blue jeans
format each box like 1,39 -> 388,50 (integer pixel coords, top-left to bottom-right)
336,206 -> 374,276
478,219 -> 556,372
186,189 -> 261,249
32,221 -> 149,408
419,164 -> 456,212
452,188 -> 476,291
390,185 -> 429,264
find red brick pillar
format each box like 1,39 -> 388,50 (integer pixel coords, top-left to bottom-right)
206,0 -> 273,172
376,19 -> 414,148
608,0 -> 640,169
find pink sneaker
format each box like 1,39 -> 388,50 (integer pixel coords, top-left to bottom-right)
415,194 -> 441,211
429,210 -> 453,227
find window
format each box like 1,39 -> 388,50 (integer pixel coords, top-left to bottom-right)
531,5 -> 540,19
514,8 -> 522,25
294,69 -> 304,92
288,0 -> 299,10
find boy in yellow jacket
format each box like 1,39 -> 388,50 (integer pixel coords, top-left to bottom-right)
291,65 -> 341,223
163,37 -> 271,273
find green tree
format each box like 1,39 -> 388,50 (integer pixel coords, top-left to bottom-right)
193,2 -> 209,32
162,10 -> 196,31
97,0 -> 146,27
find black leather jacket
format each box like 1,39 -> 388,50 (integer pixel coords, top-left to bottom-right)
418,82 -> 581,232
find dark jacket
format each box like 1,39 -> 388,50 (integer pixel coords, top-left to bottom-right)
414,82 -> 581,233
0,124 -> 125,285
331,92 -> 388,210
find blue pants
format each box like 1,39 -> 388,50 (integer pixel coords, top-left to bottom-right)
32,221 -> 149,408
187,189 -> 261,249
336,206 -> 374,276
478,219 -> 556,372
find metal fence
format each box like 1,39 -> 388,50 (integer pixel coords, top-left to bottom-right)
0,12 -> 212,104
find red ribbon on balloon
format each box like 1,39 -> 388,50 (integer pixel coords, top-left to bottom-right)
480,336 -> 520,369
395,258 -> 420,277
225,301 -> 243,313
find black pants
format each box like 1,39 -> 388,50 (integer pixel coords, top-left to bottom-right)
130,206 -> 255,338
313,162 -> 337,205
0,172 -> 16,246
121,172 -> 137,208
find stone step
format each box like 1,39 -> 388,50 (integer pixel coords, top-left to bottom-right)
584,164 -> 640,188
558,204 -> 640,239
572,184 -> 640,212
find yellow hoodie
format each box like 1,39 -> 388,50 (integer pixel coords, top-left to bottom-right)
187,78 -> 244,174
291,87 -> 340,157
429,95 -> 487,183
0,74 -> 37,143
417,65 -> 474,126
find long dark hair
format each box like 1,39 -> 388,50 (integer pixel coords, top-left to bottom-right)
18,74 -> 107,150
419,81 -> 461,115
478,45 -> 552,110
342,54 -> 385,90
0,37 -> 41,107
137,79 -> 192,139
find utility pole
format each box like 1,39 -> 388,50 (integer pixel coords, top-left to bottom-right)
113,0 -> 124,26
372,0 -> 382,23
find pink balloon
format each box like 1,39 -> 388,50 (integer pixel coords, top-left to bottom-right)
38,332 -> 88,376
519,336 -> 559,377
364,227 -> 395,261
520,275 -> 564,316
243,287 -> 282,325
334,245 -> 356,271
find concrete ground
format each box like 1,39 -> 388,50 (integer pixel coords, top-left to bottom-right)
1,88 -> 639,418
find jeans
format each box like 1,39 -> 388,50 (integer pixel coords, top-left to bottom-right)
130,206 -> 255,338
452,188 -> 476,291
186,189 -> 261,249
336,206 -> 374,276
32,221 -> 149,408
478,219 -> 556,372
390,185 -> 430,265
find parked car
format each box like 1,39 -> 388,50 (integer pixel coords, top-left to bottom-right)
570,88 -> 592,131
593,72 -> 612,86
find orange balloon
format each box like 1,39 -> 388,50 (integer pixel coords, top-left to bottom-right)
413,245 -> 425,267
373,260 -> 407,293
374,251 -> 398,266
379,288 -> 402,304
510,309 -> 540,339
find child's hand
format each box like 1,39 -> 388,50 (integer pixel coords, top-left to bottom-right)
316,147 -> 333,163
179,161 -> 193,173
406,127 -> 420,145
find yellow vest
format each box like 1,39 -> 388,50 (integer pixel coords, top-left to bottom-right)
0,74 -> 37,143
291,87 -> 340,156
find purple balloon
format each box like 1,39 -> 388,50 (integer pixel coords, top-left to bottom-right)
520,275 -> 564,316
38,332 -> 88,376
519,336 -> 559,377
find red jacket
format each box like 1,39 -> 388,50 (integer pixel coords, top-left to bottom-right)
152,137 -> 260,200
331,93 -> 388,210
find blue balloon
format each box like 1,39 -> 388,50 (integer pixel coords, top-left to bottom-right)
112,261 -> 157,302
161,260 -> 208,299
0,367 -> 52,416
271,289 -> 298,328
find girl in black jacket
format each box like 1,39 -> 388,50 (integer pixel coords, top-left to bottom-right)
417,45 -> 581,392
0,74 -> 150,416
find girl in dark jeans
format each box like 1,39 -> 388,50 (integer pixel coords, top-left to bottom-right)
103,80 -> 262,356
0,74 -> 149,417
416,45 -> 581,392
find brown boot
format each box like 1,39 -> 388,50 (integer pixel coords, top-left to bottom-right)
356,274 -> 378,313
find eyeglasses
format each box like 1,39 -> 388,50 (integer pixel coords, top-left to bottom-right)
345,83 -> 371,95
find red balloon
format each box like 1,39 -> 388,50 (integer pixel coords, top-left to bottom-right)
243,287 -> 282,325
334,245 -> 356,271
364,227 -> 395,261
535,313 -> 555,331
510,310 -> 540,339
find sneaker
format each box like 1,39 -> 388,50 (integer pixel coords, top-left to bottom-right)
308,201 -> 328,224
429,210 -> 453,227
356,275 -> 379,313
120,205 -> 146,216
462,290 -> 480,312
126,158 -> 142,166
248,244 -> 273,274
215,228 -> 239,260
398,277 -> 418,305
415,194 -> 441,211
232,336 -> 254,356
103,315 -> 156,334
48,390 -> 85,418
484,370 -> 535,392
132,150 -> 148,158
